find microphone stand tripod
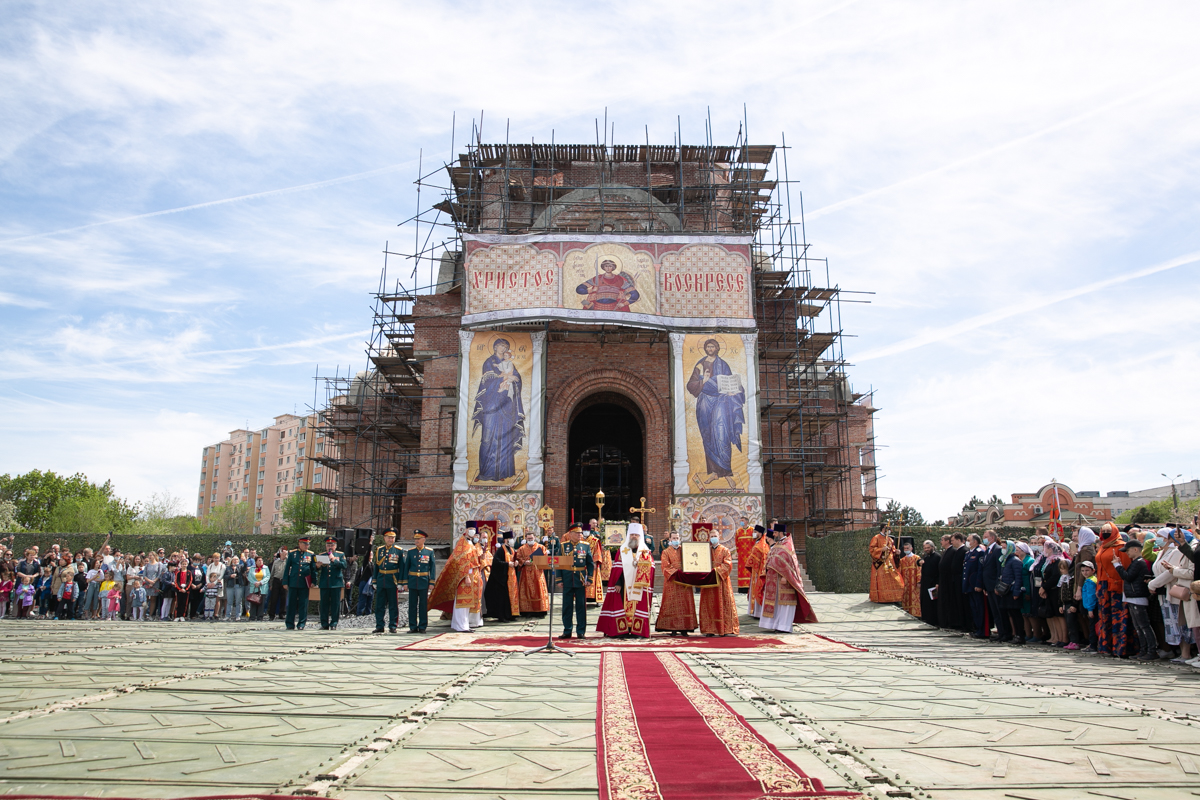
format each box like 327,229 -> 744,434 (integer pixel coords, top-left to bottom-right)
524,533 -> 574,657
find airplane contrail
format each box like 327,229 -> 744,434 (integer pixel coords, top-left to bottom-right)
0,156 -> 434,245
852,249 -> 1200,363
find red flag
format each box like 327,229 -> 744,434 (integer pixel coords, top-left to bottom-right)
1049,485 -> 1064,537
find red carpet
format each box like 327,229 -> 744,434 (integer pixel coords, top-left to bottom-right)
397,631 -> 863,654
598,652 -> 865,800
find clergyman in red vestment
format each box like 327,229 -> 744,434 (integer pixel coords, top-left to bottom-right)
514,531 -> 549,616
698,530 -> 739,636
596,522 -> 655,638
758,528 -> 818,632
746,525 -> 770,617
654,529 -> 697,634
734,517 -> 754,592
869,526 -> 905,603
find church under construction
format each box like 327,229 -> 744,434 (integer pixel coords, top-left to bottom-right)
312,120 -> 879,562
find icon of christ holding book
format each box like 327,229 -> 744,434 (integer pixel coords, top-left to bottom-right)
686,338 -> 745,489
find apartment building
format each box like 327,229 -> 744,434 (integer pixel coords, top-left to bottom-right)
196,413 -> 335,535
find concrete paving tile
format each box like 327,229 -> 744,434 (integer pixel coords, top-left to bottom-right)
348,745 -> 598,791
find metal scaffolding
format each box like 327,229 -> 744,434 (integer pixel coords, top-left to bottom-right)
313,114 -> 878,538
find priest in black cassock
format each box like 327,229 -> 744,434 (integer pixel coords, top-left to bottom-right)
918,539 -> 940,626
937,533 -> 967,630
483,530 -> 518,622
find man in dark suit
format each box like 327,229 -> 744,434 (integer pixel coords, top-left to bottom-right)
962,533 -> 988,639
979,529 -> 1008,642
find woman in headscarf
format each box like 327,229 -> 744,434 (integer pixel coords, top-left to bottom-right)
918,540 -> 940,627
1095,521 -> 1134,657
1015,541 -> 1035,641
1148,528 -> 1194,663
998,541 -> 1027,644
1039,540 -> 1067,646
1026,535 -> 1048,643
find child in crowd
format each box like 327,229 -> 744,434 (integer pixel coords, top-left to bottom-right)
128,579 -> 147,621
58,572 -> 77,620
1080,561 -> 1099,651
36,566 -> 53,618
0,565 -> 13,619
101,574 -> 120,621
1056,559 -> 1082,650
203,574 -> 220,619
14,574 -> 36,618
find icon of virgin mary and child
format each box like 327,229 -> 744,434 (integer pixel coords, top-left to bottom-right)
575,256 -> 640,313
472,338 -> 525,483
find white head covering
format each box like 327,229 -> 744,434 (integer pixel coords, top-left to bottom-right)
620,523 -> 651,603
1078,527 -> 1097,547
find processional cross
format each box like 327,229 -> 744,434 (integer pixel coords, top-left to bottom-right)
629,497 -> 657,525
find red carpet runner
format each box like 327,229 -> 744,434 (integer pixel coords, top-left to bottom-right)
597,652 -> 865,800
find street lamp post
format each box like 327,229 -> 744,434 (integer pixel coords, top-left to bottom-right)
1163,473 -> 1183,510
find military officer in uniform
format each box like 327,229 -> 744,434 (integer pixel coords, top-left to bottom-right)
372,527 -> 404,633
315,535 -> 347,630
283,535 -> 315,630
552,522 -> 594,639
403,529 -> 436,633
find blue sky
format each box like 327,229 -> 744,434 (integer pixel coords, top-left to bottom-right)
2,1 -> 1198,521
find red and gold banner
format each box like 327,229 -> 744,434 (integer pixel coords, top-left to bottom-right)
462,233 -> 754,329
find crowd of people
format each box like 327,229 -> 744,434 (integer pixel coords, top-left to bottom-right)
870,522 -> 1200,667
0,537 -> 367,623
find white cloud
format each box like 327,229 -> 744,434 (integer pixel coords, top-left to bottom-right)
1,1 -> 1197,521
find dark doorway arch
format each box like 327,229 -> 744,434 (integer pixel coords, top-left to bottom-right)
568,399 -> 644,527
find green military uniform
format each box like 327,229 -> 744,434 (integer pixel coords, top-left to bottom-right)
283,541 -> 315,629
373,536 -> 405,632
552,534 -> 594,638
315,540 -> 347,630
403,536 -> 436,633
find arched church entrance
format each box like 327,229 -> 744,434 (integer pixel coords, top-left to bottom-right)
567,394 -> 644,527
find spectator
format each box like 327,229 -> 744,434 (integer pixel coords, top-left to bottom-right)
129,578 -> 147,621
226,555 -> 248,620
357,553 -> 374,616
111,556 -> 127,619
1080,561 -> 1099,650
1114,538 -> 1156,661
203,573 -> 220,619
207,554 -> 227,618
102,575 -> 120,621
343,555 -> 360,617
143,553 -> 163,618
174,557 -> 192,619
159,562 -> 177,620
187,554 -> 206,618
268,547 -> 288,621
15,574 -> 36,618
125,555 -> 143,620
997,541 -> 1026,644
53,557 -> 75,619
0,563 -> 13,618
82,558 -> 103,620
247,556 -> 269,621
36,565 -> 54,618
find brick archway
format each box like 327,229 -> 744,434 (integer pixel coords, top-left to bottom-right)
545,368 -> 671,534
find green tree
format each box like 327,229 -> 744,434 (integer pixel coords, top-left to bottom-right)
0,470 -> 137,531
0,499 -> 17,532
203,501 -> 255,539
280,491 -> 329,533
882,499 -> 926,527
47,494 -> 123,533
960,495 -> 983,513
986,494 -> 1003,507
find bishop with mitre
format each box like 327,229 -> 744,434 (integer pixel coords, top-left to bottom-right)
429,527 -> 483,632
758,526 -> 818,632
596,522 -> 655,637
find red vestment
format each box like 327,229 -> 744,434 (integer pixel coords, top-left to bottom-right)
734,526 -> 754,589
868,533 -> 905,603
899,553 -> 921,617
655,545 -> 697,632
747,537 -> 770,609
596,549 -> 655,637
429,537 -> 481,614
761,542 -> 818,623
514,543 -> 549,613
698,545 -> 739,635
